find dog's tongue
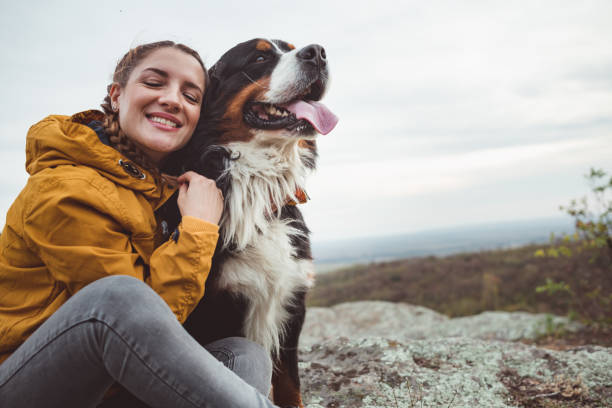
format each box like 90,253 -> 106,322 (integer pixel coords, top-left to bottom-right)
284,100 -> 339,135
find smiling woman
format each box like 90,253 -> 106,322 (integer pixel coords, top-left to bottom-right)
0,41 -> 281,408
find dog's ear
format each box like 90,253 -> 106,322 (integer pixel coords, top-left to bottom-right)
209,61 -> 225,81
204,62 -> 224,101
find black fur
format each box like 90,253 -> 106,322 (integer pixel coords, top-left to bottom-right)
161,38 -> 326,407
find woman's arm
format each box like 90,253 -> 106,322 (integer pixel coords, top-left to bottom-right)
22,170 -> 218,323
149,215 -> 218,322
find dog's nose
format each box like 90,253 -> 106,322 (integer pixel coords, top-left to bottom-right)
297,44 -> 327,68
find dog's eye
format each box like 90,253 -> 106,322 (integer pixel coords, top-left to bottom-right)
254,55 -> 267,63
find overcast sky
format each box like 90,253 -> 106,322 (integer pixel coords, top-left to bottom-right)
1,1 -> 611,242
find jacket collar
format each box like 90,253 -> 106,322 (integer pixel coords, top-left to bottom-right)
26,110 -> 176,210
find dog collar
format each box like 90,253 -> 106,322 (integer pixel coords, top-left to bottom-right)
286,188 -> 309,206
271,188 -> 309,213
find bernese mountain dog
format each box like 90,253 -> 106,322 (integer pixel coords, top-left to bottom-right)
160,38 -> 338,407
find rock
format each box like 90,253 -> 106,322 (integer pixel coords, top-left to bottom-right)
300,301 -> 447,347
298,301 -> 611,407
301,301 -> 582,347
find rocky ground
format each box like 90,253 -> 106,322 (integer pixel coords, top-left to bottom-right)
298,301 -> 612,408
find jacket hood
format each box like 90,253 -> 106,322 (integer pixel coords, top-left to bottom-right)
25,110 -> 176,207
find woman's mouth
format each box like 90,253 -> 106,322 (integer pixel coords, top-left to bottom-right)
146,113 -> 182,130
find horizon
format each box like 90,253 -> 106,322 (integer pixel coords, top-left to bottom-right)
311,214 -> 573,244
311,215 -> 574,271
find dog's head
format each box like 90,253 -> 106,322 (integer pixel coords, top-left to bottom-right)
162,39 -> 337,250
166,38 -> 338,182
197,39 -> 337,146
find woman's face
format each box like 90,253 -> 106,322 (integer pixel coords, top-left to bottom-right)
110,47 -> 205,164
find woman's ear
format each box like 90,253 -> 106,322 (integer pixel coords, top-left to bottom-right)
109,83 -> 121,111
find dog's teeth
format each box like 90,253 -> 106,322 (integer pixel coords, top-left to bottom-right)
263,105 -> 289,118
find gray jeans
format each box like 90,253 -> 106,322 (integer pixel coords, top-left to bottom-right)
0,275 -> 278,408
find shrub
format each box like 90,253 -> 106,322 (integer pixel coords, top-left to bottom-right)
534,168 -> 612,324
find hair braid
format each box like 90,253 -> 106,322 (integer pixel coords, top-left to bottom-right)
101,107 -> 161,178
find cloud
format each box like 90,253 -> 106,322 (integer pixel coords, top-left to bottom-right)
310,136 -> 611,201
1,0 -> 612,240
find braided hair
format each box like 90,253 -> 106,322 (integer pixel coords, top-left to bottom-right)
100,41 -> 208,181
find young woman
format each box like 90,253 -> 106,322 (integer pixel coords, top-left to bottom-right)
0,41 -> 279,408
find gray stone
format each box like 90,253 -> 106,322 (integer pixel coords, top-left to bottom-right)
302,301 -> 582,347
299,301 -> 611,408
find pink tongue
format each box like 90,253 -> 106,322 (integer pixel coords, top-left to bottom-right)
283,100 -> 339,135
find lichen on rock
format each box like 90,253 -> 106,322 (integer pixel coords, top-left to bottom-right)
299,301 -> 612,407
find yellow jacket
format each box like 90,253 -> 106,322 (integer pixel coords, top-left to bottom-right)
0,111 -> 219,363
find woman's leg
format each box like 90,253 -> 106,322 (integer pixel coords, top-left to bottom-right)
105,336 -> 273,407
205,337 -> 272,397
0,275 -> 278,408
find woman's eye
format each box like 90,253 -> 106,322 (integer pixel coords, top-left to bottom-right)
144,81 -> 162,87
184,93 -> 199,103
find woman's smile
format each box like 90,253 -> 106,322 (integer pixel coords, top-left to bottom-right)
146,112 -> 183,130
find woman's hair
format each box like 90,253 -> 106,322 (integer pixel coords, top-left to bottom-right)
100,41 -> 208,179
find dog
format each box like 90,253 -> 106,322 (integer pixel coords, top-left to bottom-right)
159,38 -> 338,407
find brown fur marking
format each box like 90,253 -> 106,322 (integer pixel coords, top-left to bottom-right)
272,363 -> 303,408
220,78 -> 271,142
298,139 -> 316,149
256,40 -> 272,51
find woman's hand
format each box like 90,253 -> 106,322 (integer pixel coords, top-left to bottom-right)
176,171 -> 224,225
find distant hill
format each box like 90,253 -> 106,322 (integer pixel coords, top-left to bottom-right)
311,217 -> 573,272
307,240 -> 612,322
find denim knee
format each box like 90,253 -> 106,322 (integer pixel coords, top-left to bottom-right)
73,275 -> 175,332
206,337 -> 272,396
79,275 -> 150,303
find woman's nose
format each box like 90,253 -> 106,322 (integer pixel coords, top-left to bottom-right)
159,87 -> 181,111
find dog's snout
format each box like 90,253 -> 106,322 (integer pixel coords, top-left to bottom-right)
297,44 -> 327,68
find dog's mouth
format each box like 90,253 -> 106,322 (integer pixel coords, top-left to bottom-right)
243,79 -> 338,135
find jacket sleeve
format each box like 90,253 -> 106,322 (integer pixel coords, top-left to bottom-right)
22,174 -> 218,323
148,216 -> 218,322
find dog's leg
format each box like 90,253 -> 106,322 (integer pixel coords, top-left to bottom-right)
272,290 -> 306,408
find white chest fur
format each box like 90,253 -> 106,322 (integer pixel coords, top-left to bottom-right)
216,220 -> 313,355
214,137 -> 315,355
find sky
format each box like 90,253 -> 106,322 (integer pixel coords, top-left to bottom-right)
1,0 -> 611,243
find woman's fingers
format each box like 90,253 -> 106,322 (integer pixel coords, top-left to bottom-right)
176,172 -> 224,225
176,171 -> 198,184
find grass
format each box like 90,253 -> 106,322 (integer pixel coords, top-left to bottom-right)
308,244 -> 612,324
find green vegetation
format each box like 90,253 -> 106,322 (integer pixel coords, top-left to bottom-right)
307,243 -> 612,323
534,168 -> 612,324
535,168 -> 611,258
